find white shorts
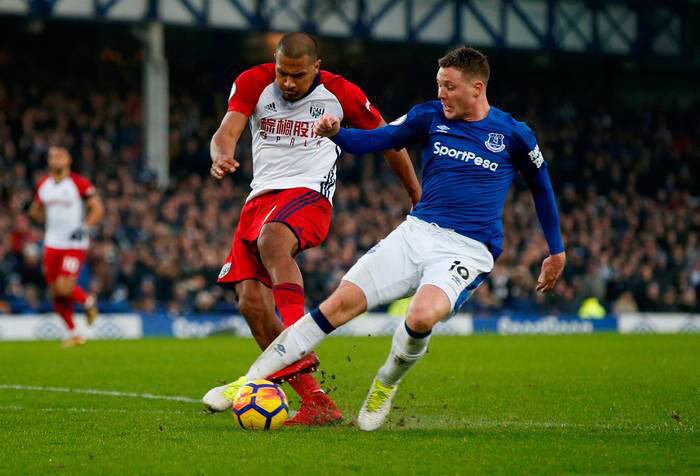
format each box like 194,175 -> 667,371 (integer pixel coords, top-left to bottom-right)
343,216 -> 494,316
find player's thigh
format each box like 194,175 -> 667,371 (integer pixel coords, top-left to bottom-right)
258,222 -> 298,259
266,188 -> 331,253
343,221 -> 421,310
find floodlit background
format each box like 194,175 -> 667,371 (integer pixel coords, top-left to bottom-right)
0,1 -> 699,336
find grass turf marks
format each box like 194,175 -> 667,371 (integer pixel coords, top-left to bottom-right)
0,335 -> 697,474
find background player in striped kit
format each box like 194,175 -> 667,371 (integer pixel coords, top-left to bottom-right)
203,32 -> 421,425
29,145 -> 104,346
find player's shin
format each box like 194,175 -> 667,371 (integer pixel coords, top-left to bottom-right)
376,321 -> 431,386
247,308 -> 335,380
53,297 -> 75,332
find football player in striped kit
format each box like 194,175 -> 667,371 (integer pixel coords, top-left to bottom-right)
203,32 -> 421,425
29,145 -> 104,346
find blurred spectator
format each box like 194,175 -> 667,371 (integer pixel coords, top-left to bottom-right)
1,39 -> 699,316
612,291 -> 639,314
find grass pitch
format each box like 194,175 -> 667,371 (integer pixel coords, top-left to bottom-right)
0,334 -> 698,474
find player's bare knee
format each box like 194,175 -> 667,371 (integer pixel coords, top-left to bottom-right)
237,284 -> 268,318
405,304 -> 439,333
53,277 -> 74,297
340,291 -> 365,316
320,292 -> 343,317
238,293 -> 266,321
321,282 -> 367,323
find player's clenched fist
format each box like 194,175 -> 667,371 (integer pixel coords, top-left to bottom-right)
313,114 -> 341,137
210,153 -> 240,179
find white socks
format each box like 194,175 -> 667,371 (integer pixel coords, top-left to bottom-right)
377,321 -> 431,386
246,313 -> 328,380
244,313 -> 430,389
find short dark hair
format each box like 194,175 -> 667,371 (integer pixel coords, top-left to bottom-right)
47,137 -> 71,151
438,46 -> 490,83
277,32 -> 320,61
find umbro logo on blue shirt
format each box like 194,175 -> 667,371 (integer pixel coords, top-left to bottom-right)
435,125 -> 450,133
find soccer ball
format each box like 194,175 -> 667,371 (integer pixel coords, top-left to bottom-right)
232,380 -> 289,430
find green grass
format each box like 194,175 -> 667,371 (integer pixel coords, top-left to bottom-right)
0,334 -> 698,474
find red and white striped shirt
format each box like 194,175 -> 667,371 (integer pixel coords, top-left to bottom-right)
227,64 -> 382,202
35,173 -> 95,250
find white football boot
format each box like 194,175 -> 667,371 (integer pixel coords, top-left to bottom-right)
357,378 -> 398,431
202,376 -> 246,413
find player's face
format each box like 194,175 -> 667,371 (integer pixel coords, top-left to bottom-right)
48,146 -> 71,173
436,67 -> 484,120
274,53 -> 321,101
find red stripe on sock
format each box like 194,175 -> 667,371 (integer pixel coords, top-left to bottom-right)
272,283 -> 304,295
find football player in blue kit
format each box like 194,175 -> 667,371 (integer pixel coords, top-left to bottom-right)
226,46 -> 566,430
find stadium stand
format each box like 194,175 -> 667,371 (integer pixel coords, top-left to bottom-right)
1,29 -> 698,317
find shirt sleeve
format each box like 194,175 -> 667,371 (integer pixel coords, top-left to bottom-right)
330,103 -> 431,154
227,66 -> 274,117
326,77 -> 382,130
71,174 -> 96,199
34,178 -> 46,204
510,124 -> 565,254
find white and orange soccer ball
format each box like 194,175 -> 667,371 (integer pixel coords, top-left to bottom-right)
232,380 -> 289,430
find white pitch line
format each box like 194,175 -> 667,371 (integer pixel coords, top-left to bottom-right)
0,384 -> 200,403
0,405 -> 188,414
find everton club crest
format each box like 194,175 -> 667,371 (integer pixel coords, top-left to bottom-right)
484,132 -> 505,153
309,102 -> 325,119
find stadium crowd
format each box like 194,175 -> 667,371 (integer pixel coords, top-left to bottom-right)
1,42 -> 699,317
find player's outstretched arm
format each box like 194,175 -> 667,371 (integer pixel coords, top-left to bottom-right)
521,166 -> 566,293
210,111 -> 247,179
315,114 -> 420,205
313,115 -> 399,156
377,119 -> 421,206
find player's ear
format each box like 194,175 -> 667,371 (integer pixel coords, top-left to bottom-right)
314,58 -> 321,71
473,79 -> 484,97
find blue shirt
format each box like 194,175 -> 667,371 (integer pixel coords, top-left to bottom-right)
331,100 -> 564,258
